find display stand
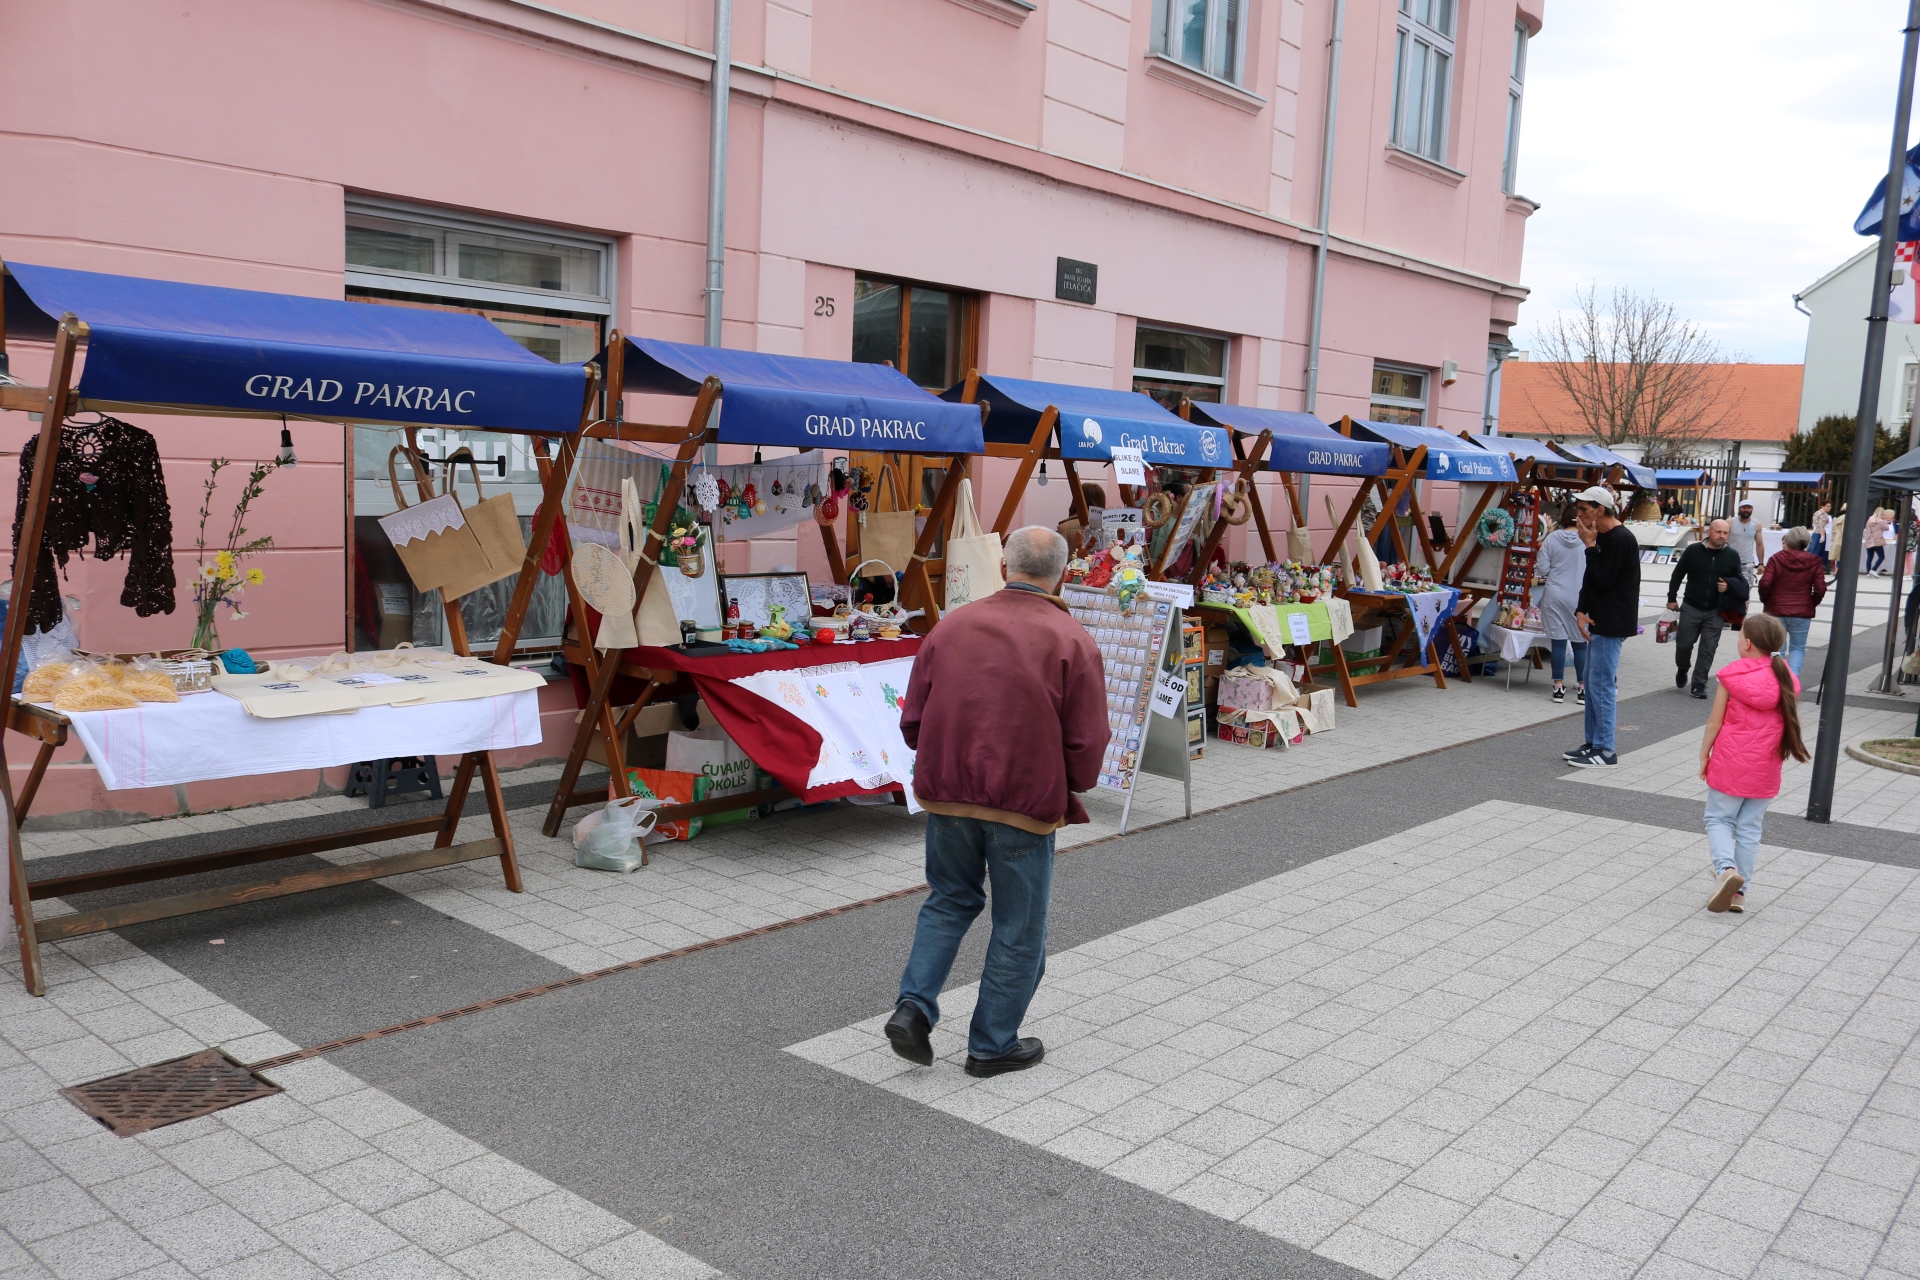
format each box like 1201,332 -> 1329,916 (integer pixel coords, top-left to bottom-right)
1,260 -> 593,996
1062,583 -> 1190,835
540,336 -> 988,838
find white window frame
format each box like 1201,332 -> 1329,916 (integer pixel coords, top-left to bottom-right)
1903,362 -> 1919,429
1133,324 -> 1231,402
1391,0 -> 1456,165
1150,0 -> 1250,87
344,196 -> 614,317
1370,360 -> 1430,425
1503,23 -> 1528,194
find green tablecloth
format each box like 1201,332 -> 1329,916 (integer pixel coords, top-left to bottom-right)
1197,600 -> 1351,649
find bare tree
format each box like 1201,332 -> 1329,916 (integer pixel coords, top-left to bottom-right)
1528,286 -> 1744,457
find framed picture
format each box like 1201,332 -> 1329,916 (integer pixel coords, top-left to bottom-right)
1639,549 -> 1656,563
662,558 -> 725,629
720,571 -> 812,628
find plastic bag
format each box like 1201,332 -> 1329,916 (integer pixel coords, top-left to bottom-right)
20,651 -> 77,703
572,796 -> 660,873
119,655 -> 181,703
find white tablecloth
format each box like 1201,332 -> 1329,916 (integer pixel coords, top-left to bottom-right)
1484,622 -> 1550,663
51,689 -> 543,791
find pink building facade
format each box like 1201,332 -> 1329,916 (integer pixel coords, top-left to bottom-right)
0,0 -> 1542,820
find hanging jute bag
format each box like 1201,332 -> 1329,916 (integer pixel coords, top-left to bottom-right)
858,465 -> 919,575
943,477 -> 1003,609
440,449 -> 527,599
377,446 -> 497,597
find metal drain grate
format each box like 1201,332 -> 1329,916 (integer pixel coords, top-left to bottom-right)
62,1049 -> 283,1137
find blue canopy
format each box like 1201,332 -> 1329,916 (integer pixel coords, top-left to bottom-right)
1348,419 -> 1517,483
945,374 -> 1230,467
1553,442 -> 1657,490
1738,471 -> 1823,485
1188,404 -> 1387,476
3,261 -> 589,434
622,337 -> 983,454
1657,468 -> 1712,487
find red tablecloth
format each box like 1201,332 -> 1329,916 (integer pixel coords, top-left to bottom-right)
628,638 -> 923,802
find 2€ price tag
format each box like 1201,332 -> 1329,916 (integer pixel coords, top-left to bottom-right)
1151,672 -> 1186,718
1111,446 -> 1147,487
1286,611 -> 1314,647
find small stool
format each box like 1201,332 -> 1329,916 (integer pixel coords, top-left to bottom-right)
346,756 -> 443,809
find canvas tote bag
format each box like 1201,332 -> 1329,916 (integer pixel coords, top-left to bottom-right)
858,465 -> 919,575
943,478 -> 1004,609
377,446 -> 497,597
440,450 -> 527,599
627,477 -> 684,647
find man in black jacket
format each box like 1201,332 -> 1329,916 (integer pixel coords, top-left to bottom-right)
1666,519 -> 1744,698
1567,486 -> 1641,769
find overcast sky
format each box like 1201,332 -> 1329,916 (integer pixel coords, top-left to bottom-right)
1511,0 -> 1908,364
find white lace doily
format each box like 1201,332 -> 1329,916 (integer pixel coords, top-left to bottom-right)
377,494 -> 467,546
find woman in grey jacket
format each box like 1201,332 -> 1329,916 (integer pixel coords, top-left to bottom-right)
1538,503 -> 1593,704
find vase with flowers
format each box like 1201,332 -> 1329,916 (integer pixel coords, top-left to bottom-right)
190,458 -> 277,652
669,517 -> 708,578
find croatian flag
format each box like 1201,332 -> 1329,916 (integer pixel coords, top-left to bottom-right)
1854,142 -> 1920,240
1896,241 -> 1920,324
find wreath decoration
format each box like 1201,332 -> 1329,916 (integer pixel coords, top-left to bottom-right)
1475,508 -> 1517,549
1142,491 -> 1176,529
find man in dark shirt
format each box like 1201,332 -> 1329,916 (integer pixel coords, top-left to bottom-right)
1567,486 -> 1641,769
1666,519 -> 1742,698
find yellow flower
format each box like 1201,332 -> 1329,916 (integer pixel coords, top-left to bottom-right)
245,568 -> 264,586
214,550 -> 236,574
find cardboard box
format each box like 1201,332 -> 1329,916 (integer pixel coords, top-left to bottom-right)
586,699 -> 714,768
373,582 -> 413,650
1204,625 -> 1231,675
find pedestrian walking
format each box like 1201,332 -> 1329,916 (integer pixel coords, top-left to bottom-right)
1829,506 -> 1847,583
1758,526 -> 1825,676
887,526 -> 1106,1077
1666,519 -> 1745,699
1538,502 -> 1590,705
1566,486 -> 1640,769
1728,500 -> 1761,585
1700,613 -> 1809,913
1810,501 -> 1832,569
1866,508 -> 1892,575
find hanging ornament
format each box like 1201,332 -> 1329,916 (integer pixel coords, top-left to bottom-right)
693,472 -> 720,512
771,477 -> 782,496
816,491 -> 840,523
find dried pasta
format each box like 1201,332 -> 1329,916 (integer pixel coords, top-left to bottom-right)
119,670 -> 181,703
50,669 -> 140,712
21,661 -> 73,703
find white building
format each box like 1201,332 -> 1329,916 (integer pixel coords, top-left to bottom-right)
1795,245 -> 1920,436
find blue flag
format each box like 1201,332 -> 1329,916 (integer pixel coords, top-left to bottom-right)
1855,142 -> 1920,239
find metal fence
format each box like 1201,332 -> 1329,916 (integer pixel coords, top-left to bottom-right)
1643,455 -> 1843,527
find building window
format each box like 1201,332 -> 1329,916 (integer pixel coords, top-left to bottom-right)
851,275 -> 977,391
1391,0 -> 1455,164
1904,363 -> 1919,429
1371,363 -> 1428,426
1133,326 -> 1229,412
345,199 -> 612,654
1503,24 -> 1528,194
1150,0 -> 1247,86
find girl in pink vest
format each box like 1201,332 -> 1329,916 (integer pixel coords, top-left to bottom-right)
1699,613 -> 1809,912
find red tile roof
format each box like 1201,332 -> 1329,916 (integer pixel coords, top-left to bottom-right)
1499,362 -> 1803,443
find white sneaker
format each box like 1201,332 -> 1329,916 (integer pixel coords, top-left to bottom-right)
1708,868 -> 1746,912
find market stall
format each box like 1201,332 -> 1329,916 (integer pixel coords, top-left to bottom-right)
1183,404 -> 1390,707
1552,441 -> 1657,493
539,336 -> 988,839
947,375 -> 1233,580
0,260 -> 593,996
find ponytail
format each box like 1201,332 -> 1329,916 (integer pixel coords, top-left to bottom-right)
1741,613 -> 1809,762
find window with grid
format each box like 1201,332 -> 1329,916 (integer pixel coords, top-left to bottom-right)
1150,0 -> 1248,86
850,275 -> 977,391
1503,23 -> 1528,194
343,199 -> 611,653
1391,0 -> 1455,164
1371,363 -> 1429,427
1133,326 -> 1229,413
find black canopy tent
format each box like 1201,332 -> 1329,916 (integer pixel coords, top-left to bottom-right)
1,260 -> 596,996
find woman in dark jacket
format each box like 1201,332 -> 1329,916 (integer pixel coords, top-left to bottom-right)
1759,526 -> 1825,675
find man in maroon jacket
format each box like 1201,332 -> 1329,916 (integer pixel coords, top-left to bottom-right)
885,526 -> 1107,1077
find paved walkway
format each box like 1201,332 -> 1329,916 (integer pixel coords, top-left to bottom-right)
4,611 -> 1917,1279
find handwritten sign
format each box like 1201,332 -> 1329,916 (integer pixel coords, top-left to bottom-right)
1151,672 -> 1186,718
1287,611 -> 1314,647
1110,446 -> 1147,487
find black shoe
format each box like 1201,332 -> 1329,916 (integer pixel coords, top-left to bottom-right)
1676,669 -> 1689,689
1690,685 -> 1708,699
964,1037 -> 1045,1077
1567,748 -> 1618,769
884,1001 -> 933,1066
1563,742 -> 1593,761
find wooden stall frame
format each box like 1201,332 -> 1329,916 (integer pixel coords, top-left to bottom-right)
3,308 -> 597,996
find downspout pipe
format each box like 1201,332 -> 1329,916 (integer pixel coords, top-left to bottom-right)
1303,0 -> 1346,419
703,0 -> 732,350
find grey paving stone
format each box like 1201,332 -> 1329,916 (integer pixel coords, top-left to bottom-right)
575,1230 -> 721,1280
497,1188 -> 632,1258
0,1177 -> 111,1243
26,1220 -> 167,1280
1560,1194 -> 1678,1267
272,1202 -> 407,1271
310,1153 -> 439,1214
202,1246 -> 326,1280
1771,1209 -> 1889,1276
156,1130 -> 279,1188
376,1189 -> 510,1254
430,1154 -> 562,1215
443,1230 -> 587,1280
139,1204 -> 277,1271
212,1166 -> 339,1228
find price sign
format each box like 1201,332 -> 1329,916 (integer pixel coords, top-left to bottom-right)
1286,611 -> 1314,647
1151,672 -> 1186,718
1111,446 -> 1147,487
1143,580 -> 1194,608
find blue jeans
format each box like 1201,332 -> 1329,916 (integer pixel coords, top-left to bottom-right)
1550,638 -> 1588,684
1705,787 -> 1772,884
1583,634 -> 1626,753
1868,547 -> 1886,572
1777,615 -> 1811,676
899,814 -> 1054,1059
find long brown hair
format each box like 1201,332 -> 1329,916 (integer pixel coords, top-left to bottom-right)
1742,613 -> 1809,762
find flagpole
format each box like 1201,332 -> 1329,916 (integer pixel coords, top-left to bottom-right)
1809,0 -> 1920,823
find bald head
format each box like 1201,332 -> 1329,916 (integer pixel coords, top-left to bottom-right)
1705,519 -> 1730,548
1004,526 -> 1069,589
